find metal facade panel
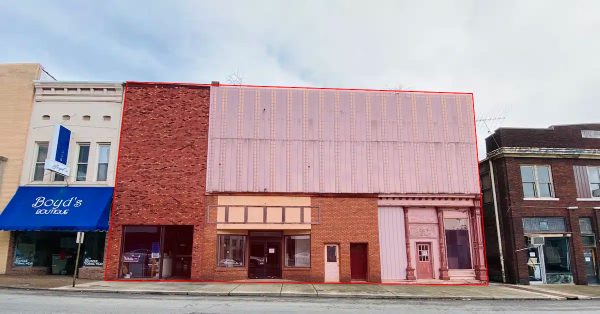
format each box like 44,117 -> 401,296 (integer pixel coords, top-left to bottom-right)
378,207 -> 407,281
207,86 -> 478,194
574,166 -> 592,198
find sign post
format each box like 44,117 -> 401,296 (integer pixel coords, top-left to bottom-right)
72,231 -> 84,287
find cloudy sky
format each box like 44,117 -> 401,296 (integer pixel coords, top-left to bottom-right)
1,0 -> 598,158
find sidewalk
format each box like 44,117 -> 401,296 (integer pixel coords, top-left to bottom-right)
1,275 -> 598,300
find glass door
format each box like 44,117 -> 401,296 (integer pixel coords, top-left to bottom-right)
527,245 -> 544,284
583,248 -> 599,284
248,236 -> 282,279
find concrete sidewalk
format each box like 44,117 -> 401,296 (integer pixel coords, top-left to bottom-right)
2,275 -> 598,300
52,281 -> 562,300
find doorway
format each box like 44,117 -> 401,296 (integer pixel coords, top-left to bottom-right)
120,225 -> 194,279
350,243 -> 368,281
324,244 -> 340,282
583,248 -> 599,284
248,232 -> 282,279
416,242 -> 433,279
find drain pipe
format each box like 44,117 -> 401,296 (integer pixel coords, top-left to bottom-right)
489,158 -> 506,283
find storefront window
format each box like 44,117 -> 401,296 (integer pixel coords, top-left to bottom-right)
285,235 -> 310,267
217,235 -> 245,267
444,218 -> 472,269
12,231 -> 106,275
82,232 -> 106,267
121,226 -> 161,278
543,237 -> 572,283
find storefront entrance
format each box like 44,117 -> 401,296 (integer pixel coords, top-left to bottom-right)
525,235 -> 573,284
248,232 -> 282,279
120,225 -> 194,279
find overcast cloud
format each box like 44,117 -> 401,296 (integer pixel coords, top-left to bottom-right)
1,0 -> 599,158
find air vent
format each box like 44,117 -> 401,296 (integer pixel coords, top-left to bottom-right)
82,115 -> 91,121
62,115 -> 70,121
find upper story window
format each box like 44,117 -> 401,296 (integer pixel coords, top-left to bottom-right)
96,144 -> 110,181
587,167 -> 600,198
33,143 -> 49,181
520,165 -> 555,198
76,144 -> 90,181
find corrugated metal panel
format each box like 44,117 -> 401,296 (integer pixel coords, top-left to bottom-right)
207,86 -> 479,194
378,207 -> 407,281
574,166 -> 592,198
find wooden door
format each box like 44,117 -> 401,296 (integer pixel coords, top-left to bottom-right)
416,242 -> 433,279
350,243 -> 368,281
324,244 -> 340,282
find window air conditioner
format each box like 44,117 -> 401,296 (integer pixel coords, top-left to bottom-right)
531,237 -> 544,246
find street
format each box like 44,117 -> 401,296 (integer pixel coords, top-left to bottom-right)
1,289 -> 600,314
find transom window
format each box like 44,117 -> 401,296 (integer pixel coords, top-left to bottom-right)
587,167 -> 600,198
520,165 -> 555,198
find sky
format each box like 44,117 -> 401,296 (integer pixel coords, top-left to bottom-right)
1,0 -> 599,159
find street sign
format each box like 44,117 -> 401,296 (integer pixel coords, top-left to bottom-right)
76,231 -> 85,244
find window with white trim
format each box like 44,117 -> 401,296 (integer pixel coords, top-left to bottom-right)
520,165 -> 555,198
33,142 -> 49,181
96,144 -> 110,181
76,143 -> 90,181
587,166 -> 600,198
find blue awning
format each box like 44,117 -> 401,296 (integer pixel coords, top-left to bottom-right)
0,186 -> 113,231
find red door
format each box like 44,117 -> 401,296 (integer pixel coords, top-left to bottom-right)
416,242 -> 433,279
350,243 -> 368,280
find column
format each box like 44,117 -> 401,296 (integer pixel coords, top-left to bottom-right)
437,208 -> 450,280
404,207 -> 416,280
472,205 -> 488,280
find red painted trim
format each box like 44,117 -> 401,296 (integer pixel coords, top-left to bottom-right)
471,93 -> 490,281
104,82 -> 129,281
125,81 -> 473,95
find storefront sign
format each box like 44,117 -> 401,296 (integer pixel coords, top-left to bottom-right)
31,196 -> 83,215
151,242 -> 160,258
83,257 -> 103,266
122,252 -> 143,263
0,186 -> 113,231
45,125 -> 71,177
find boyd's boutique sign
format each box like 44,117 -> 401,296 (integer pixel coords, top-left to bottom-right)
0,186 -> 114,231
32,196 -> 83,215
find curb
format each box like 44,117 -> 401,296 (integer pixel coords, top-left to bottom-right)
0,285 -> 566,301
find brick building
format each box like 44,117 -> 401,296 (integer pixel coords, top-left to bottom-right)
0,64 -> 52,274
480,124 -> 600,285
0,81 -> 123,279
105,82 -> 487,283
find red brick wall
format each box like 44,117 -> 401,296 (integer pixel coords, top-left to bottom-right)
486,156 -> 600,284
104,83 -> 210,280
310,197 -> 381,282
197,195 -> 381,282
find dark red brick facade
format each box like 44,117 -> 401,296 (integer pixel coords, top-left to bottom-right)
104,83 -> 210,280
481,124 -> 600,285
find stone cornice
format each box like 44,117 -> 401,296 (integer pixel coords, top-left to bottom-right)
483,147 -> 600,161
34,81 -> 123,103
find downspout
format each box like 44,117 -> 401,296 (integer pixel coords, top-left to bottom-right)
489,158 -> 506,283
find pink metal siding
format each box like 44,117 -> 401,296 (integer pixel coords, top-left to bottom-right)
207,86 -> 479,194
378,207 -> 407,281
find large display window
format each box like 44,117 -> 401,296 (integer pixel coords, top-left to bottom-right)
120,225 -> 194,279
13,231 -> 105,275
444,218 -> 472,269
285,235 -> 310,267
217,235 -> 246,267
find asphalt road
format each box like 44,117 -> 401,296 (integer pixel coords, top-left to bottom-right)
2,289 -> 600,314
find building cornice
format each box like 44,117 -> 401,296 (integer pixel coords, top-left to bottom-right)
34,81 -> 123,103
483,147 -> 600,162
